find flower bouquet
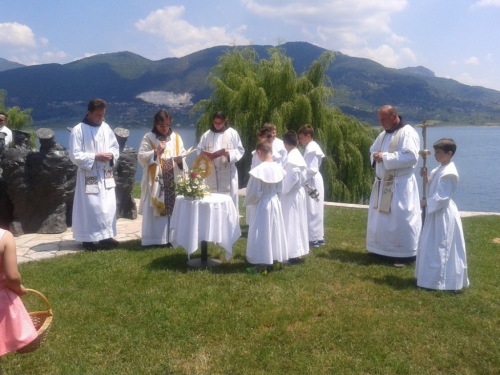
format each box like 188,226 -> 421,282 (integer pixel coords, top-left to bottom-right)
175,170 -> 207,200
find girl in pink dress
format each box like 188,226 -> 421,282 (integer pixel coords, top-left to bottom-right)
0,229 -> 37,368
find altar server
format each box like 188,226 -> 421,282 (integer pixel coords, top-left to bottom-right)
244,139 -> 288,274
69,98 -> 120,251
281,130 -> 309,262
367,105 -> 421,266
138,109 -> 187,247
416,138 -> 469,290
197,112 -> 244,211
298,124 -> 325,248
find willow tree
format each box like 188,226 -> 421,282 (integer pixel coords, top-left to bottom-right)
192,46 -> 377,203
0,89 -> 34,130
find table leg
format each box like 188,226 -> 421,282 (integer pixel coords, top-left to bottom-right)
187,241 -> 222,268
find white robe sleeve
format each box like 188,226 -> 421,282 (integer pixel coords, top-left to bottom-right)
138,134 -> 156,169
383,127 -> 420,170
426,174 -> 458,214
282,164 -> 301,195
243,175 -> 262,207
228,130 -> 244,164
304,152 -> 320,180
69,126 -> 95,171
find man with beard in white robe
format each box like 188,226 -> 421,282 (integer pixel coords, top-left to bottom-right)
282,130 -> 309,263
197,112 -> 244,212
138,110 -> 187,247
416,138 -> 469,290
243,139 -> 288,274
69,98 -> 120,251
367,105 -> 421,266
298,124 -> 325,248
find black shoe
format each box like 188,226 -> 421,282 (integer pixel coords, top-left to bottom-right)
99,238 -> 120,248
82,242 -> 98,251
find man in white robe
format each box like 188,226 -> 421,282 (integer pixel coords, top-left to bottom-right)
69,99 -> 120,251
416,138 -> 469,290
367,105 -> 421,265
0,112 -> 13,147
298,125 -> 325,248
138,110 -> 187,247
282,130 -> 309,261
197,112 -> 244,211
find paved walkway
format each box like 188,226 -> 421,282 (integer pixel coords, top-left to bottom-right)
14,197 -> 500,264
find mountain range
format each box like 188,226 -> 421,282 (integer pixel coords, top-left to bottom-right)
1,42 -> 499,128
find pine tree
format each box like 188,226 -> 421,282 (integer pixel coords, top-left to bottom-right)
192,46 -> 377,203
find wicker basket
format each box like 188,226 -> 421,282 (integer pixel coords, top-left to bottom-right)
17,289 -> 53,354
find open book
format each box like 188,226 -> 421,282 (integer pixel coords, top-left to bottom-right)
166,146 -> 197,160
201,148 -> 226,159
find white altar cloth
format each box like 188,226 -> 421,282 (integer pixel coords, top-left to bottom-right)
170,194 -> 241,260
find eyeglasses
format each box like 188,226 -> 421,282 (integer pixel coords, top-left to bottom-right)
157,123 -> 171,127
0,119 -> 5,123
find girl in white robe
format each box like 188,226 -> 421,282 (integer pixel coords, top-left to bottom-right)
281,131 -> 309,260
138,110 -> 187,246
243,139 -> 288,272
416,138 -> 469,290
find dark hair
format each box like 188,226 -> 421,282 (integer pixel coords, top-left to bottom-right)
212,111 -> 226,122
256,139 -> 272,154
87,98 -> 107,112
0,111 -> 7,120
263,122 -> 276,132
433,138 -> 457,156
153,109 -> 173,126
283,130 -> 298,147
298,124 -> 314,137
257,128 -> 272,140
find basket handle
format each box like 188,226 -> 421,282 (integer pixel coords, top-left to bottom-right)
24,288 -> 52,313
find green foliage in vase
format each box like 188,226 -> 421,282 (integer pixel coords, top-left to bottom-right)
192,45 -> 377,203
174,170 -> 206,199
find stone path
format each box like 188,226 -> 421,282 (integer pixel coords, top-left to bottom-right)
14,196 -> 500,264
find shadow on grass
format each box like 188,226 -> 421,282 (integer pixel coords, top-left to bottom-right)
364,274 -> 417,290
316,247 -> 417,269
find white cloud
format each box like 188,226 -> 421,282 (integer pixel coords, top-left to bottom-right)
455,72 -> 491,88
0,22 -> 36,47
242,0 -> 408,48
465,56 -> 479,65
40,37 -> 49,46
470,0 -> 500,9
341,44 -> 417,68
136,91 -> 193,108
135,6 -> 250,57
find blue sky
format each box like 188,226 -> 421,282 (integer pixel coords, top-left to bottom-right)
1,0 -> 499,90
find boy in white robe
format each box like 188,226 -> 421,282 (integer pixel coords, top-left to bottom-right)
298,124 -> 325,248
196,111 -> 244,212
69,98 -> 120,251
282,130 -> 309,262
416,138 -> 469,290
244,139 -> 288,274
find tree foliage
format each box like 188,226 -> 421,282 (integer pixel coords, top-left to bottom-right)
192,46 -> 377,203
0,89 -> 34,130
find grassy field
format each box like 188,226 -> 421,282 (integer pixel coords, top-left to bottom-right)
3,205 -> 500,374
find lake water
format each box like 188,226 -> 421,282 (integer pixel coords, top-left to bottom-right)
50,125 -> 499,213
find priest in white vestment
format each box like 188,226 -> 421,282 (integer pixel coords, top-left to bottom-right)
298,125 -> 325,247
281,130 -> 309,261
138,110 -> 187,247
196,112 -> 244,211
367,105 -> 421,262
69,99 -> 120,251
243,139 -> 288,273
415,138 -> 469,290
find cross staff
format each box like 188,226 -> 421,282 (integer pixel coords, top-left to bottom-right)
418,118 -> 431,225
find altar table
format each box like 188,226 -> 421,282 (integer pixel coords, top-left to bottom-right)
170,194 -> 241,265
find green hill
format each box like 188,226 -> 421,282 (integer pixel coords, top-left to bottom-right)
1,42 -> 499,127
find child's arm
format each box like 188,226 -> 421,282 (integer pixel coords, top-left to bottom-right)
2,231 -> 27,296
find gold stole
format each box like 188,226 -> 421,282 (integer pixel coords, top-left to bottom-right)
205,130 -> 232,194
373,127 -> 404,213
147,132 -> 180,216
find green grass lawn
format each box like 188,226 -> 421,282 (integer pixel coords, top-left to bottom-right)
4,205 -> 500,374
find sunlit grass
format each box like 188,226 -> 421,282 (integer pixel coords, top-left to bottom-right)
3,206 -> 499,374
